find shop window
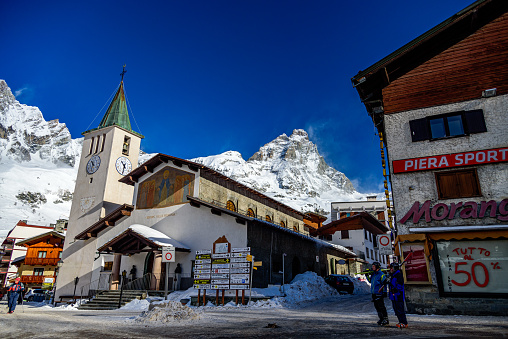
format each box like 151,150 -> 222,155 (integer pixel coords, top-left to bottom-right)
246,208 -> 255,218
280,221 -> 286,228
409,109 -> 487,142
122,136 -> 131,155
226,200 -> 236,212
34,268 -> 44,276
38,251 -> 47,258
103,261 -> 113,271
341,230 -> 349,239
435,169 -> 481,199
266,215 -> 272,223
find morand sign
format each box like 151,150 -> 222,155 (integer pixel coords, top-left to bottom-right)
400,199 -> 508,223
393,147 -> 508,174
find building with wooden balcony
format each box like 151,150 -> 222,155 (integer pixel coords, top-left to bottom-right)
13,231 -> 65,290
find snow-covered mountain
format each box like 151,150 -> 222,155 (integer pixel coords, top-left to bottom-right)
0,79 -> 379,238
191,129 -> 376,216
0,80 -> 82,237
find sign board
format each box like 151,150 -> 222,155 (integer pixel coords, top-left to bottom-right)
44,277 -> 54,284
214,243 -> 229,254
232,247 -> 250,252
377,234 -> 392,255
253,261 -> 262,267
162,246 -> 175,263
196,250 -> 211,255
436,239 -> 507,295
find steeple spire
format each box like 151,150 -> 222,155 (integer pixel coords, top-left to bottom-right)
98,65 -> 132,132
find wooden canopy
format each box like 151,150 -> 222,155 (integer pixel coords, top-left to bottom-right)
310,212 -> 389,236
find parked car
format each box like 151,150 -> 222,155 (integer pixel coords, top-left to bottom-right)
324,274 -> 355,294
24,288 -> 46,302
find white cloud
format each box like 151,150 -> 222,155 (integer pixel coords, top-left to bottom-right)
14,87 -> 28,97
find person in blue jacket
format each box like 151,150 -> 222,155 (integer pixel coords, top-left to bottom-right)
368,261 -> 388,326
388,262 -> 408,328
7,277 -> 24,314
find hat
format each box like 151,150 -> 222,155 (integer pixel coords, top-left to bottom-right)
389,262 -> 400,270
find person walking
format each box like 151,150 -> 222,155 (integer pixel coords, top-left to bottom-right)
7,277 -> 24,314
368,261 -> 388,326
174,263 -> 182,291
388,262 -> 408,329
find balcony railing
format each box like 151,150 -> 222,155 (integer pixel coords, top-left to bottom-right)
25,258 -> 60,266
20,275 -> 55,284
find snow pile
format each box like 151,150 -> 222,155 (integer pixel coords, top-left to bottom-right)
119,298 -> 150,311
352,277 -> 371,295
280,271 -> 338,307
135,300 -> 202,323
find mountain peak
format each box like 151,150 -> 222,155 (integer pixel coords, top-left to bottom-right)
290,129 -> 308,139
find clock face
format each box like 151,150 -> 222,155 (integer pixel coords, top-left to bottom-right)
86,155 -> 101,174
115,156 -> 132,175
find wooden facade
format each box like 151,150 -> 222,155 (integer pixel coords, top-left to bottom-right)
383,11 -> 508,114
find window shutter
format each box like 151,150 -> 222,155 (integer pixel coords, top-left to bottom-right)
464,109 -> 487,134
409,118 -> 430,142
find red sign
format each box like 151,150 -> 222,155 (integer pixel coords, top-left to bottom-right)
392,147 -> 508,173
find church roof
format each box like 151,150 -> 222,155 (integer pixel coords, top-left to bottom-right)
98,81 -> 132,131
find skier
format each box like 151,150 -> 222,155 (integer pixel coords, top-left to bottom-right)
388,262 -> 408,328
368,261 -> 388,326
7,277 -> 24,314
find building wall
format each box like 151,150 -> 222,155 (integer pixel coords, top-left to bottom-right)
385,94 -> 508,232
199,177 -> 304,233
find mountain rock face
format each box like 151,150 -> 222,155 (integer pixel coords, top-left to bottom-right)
0,80 -> 82,237
0,80 -> 82,166
192,129 -> 363,216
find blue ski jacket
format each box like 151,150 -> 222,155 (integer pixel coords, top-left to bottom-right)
389,270 -> 405,302
369,269 -> 386,296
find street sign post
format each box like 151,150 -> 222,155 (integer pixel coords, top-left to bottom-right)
377,234 -> 392,255
162,246 -> 175,297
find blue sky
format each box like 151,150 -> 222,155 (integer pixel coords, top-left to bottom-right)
1,0 -> 472,193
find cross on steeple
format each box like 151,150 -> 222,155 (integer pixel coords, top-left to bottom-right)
120,64 -> 127,82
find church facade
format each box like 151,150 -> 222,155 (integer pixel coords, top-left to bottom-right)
55,75 -> 355,299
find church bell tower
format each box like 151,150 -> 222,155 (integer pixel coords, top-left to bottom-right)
56,67 -> 144,298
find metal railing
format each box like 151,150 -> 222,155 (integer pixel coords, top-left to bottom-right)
79,274 -> 111,301
123,273 -> 152,291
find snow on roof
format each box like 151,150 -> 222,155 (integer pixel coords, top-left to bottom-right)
128,224 -> 190,250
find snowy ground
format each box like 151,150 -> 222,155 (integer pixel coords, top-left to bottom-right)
1,273 -> 507,338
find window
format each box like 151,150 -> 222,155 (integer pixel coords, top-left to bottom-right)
34,268 -> 44,276
369,232 -> 372,243
226,200 -> 236,212
293,225 -> 299,232
103,261 -> 113,271
410,109 -> 487,142
435,169 -> 481,199
122,136 -> 131,155
280,221 -> 286,228
319,234 -> 332,241
364,229 -> 368,240
341,230 -> 349,239
100,134 -> 106,152
366,250 -> 369,259
95,135 -> 100,153
89,137 -> 94,155
265,215 -> 272,223
58,251 -> 62,259
246,208 -> 255,218
38,251 -> 47,258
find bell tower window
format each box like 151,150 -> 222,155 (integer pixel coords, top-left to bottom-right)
100,134 -> 106,152
89,137 -> 94,155
123,136 -> 131,155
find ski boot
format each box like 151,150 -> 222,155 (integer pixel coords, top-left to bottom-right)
396,323 -> 408,329
379,318 -> 389,326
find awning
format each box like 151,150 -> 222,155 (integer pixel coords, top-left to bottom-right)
97,224 -> 190,255
394,229 -> 508,258
310,212 -> 390,236
75,204 -> 134,240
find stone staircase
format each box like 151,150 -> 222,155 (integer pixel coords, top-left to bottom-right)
78,290 -> 147,310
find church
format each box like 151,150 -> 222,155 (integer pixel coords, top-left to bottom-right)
55,73 -> 356,299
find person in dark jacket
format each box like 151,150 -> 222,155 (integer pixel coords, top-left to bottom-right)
368,261 -> 389,326
7,277 -> 24,314
388,262 -> 408,328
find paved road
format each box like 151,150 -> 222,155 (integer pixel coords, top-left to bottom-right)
1,295 -> 507,338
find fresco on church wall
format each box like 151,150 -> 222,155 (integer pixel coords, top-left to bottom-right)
136,166 -> 195,209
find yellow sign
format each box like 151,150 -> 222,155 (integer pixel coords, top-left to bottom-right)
253,261 -> 262,267
246,255 -> 253,262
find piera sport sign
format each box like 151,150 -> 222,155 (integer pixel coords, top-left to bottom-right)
436,239 -> 507,296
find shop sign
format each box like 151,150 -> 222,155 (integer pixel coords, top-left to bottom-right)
400,199 -> 508,223
436,239 -> 507,295
392,147 -> 508,174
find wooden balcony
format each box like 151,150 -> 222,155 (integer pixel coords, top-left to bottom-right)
20,275 -> 55,284
25,257 -> 60,266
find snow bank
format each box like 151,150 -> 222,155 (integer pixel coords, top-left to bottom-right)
280,271 -> 338,307
135,301 -> 202,324
119,298 -> 150,311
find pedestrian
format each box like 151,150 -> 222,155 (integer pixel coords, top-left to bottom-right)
368,261 -> 388,326
7,277 -> 24,314
388,262 -> 408,329
130,265 -> 137,281
174,263 -> 182,291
